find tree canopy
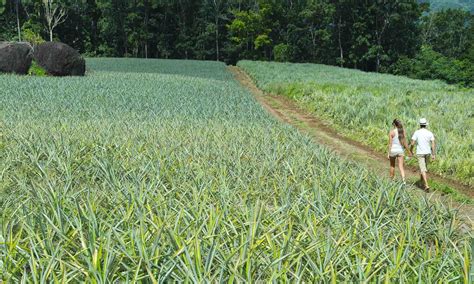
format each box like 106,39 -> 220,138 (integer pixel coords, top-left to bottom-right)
0,0 -> 472,86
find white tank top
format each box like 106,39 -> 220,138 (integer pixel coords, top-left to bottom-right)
391,129 -> 404,152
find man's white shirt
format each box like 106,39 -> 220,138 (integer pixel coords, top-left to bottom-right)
412,128 -> 435,155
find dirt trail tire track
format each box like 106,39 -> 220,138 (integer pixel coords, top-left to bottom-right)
229,65 -> 474,226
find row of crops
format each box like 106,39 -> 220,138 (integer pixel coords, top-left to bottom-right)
238,60 -> 474,187
0,58 -> 471,281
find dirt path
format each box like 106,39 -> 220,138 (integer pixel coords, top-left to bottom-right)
229,65 -> 474,228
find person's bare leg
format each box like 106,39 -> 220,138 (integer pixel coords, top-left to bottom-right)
421,172 -> 429,190
397,156 -> 405,183
389,157 -> 396,179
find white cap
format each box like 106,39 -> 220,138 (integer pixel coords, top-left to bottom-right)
419,118 -> 428,125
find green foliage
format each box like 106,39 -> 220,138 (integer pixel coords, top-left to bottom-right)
227,6 -> 273,60
3,0 -> 469,86
273,43 -> 292,62
27,60 -> 47,76
22,28 -> 45,45
422,0 -> 474,13
0,58 -> 470,281
390,45 -> 474,87
0,0 -> 5,14
421,9 -> 473,59
239,60 -> 474,186
0,0 -> 14,41
403,8 -> 474,87
254,34 -> 271,50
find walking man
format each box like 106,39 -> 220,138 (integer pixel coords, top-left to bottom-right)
410,118 -> 436,192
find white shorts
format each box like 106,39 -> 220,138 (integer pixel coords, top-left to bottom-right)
389,150 -> 404,158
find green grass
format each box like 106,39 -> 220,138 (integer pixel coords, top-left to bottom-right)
0,58 -> 471,282
238,60 -> 474,187
27,61 -> 47,77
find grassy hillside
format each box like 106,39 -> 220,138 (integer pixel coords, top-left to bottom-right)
0,58 -> 470,282
422,0 -> 474,12
238,60 -> 474,186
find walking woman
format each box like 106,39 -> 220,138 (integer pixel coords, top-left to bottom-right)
387,119 -> 411,183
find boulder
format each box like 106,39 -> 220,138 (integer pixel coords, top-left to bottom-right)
34,42 -> 85,76
0,42 -> 33,75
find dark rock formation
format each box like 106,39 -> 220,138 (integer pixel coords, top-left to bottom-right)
34,42 -> 85,76
0,42 -> 33,75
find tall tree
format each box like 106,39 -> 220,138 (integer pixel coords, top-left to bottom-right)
421,9 -> 473,59
208,0 -> 226,61
14,0 -> 21,41
42,0 -> 67,41
3,0 -> 467,86
298,0 -> 335,63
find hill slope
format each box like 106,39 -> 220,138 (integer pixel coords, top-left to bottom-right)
421,0 -> 474,12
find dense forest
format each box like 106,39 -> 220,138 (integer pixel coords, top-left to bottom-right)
0,0 -> 473,86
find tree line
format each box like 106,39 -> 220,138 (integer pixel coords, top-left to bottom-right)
0,0 -> 472,86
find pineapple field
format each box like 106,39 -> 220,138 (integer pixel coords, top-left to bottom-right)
238,60 -> 474,187
0,58 -> 471,282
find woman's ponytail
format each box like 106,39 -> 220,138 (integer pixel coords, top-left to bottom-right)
393,119 -> 405,141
